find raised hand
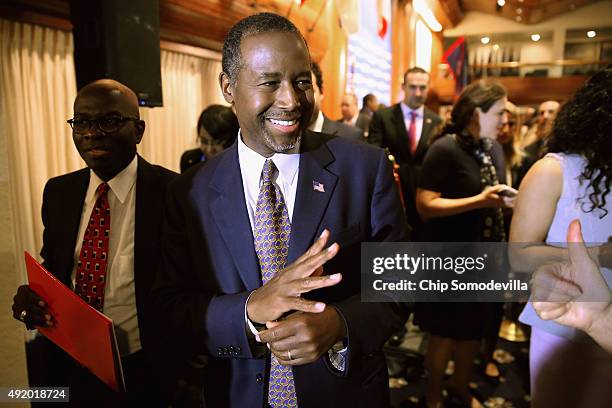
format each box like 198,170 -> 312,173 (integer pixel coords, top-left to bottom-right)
532,219 -> 611,332
247,230 -> 341,324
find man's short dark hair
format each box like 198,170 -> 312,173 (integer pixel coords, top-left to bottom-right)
403,66 -> 429,83
311,61 -> 323,94
222,12 -> 308,85
362,93 -> 376,108
197,105 -> 239,148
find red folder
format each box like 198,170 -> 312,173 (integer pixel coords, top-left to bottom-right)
24,251 -> 125,392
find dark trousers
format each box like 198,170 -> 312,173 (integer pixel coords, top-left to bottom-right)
28,338 -> 166,407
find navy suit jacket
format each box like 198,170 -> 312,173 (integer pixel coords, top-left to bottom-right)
154,131 -> 411,407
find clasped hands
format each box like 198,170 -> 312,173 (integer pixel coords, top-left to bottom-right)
247,229 -> 347,366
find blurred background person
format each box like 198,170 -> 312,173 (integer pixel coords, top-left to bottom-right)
356,92 -> 379,137
180,104 -> 239,173
339,92 -> 359,127
510,66 -> 612,408
520,100 -> 560,165
368,66 -> 442,241
309,62 -> 362,141
497,101 -> 525,190
415,79 -> 512,408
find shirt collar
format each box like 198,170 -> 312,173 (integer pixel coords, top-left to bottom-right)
309,111 -> 325,133
237,130 -> 300,187
87,155 -> 138,204
400,102 -> 424,119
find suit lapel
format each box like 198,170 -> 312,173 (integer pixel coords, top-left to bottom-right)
321,116 -> 338,136
287,131 -> 337,263
59,170 -> 90,284
209,144 -> 261,290
416,109 -> 436,156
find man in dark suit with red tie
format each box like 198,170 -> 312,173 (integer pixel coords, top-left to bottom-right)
11,79 -> 176,407
153,12 -> 410,408
368,67 -> 443,240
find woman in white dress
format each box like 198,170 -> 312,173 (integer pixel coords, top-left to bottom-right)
509,66 -> 612,408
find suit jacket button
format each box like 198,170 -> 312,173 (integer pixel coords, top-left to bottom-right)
217,347 -> 223,356
256,373 -> 263,384
236,346 -> 242,354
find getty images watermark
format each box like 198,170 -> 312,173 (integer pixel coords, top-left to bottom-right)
361,242 -> 531,302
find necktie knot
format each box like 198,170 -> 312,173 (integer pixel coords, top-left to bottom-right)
261,159 -> 277,185
96,182 -> 109,197
410,111 -> 417,120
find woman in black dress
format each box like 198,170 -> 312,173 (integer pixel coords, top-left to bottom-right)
415,80 -> 513,408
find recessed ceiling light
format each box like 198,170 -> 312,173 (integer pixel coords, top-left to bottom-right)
516,15 -> 522,22
516,8 -> 523,15
587,30 -> 597,38
531,33 -> 541,42
493,44 -> 500,51
481,36 -> 491,45
497,0 -> 506,6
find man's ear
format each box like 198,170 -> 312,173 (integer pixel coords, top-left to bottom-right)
219,72 -> 234,104
135,120 -> 145,144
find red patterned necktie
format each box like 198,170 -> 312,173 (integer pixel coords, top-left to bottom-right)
408,110 -> 418,155
75,183 -> 110,311
253,160 -> 296,407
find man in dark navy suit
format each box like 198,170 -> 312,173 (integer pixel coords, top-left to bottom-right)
154,13 -> 410,408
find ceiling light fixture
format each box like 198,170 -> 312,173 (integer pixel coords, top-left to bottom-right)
531,33 -> 541,42
516,8 -> 523,15
481,36 -> 491,45
587,30 -> 596,38
493,44 -> 500,51
497,0 -> 506,6
516,15 -> 522,22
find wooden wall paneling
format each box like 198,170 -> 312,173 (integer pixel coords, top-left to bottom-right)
319,0 -> 347,121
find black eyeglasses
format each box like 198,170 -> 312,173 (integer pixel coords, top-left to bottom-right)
67,115 -> 140,134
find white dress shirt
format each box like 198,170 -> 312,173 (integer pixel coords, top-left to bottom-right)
400,103 -> 425,146
70,156 -> 140,356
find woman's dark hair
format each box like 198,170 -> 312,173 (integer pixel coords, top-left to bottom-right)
432,79 -> 506,144
547,66 -> 612,217
197,105 -> 239,148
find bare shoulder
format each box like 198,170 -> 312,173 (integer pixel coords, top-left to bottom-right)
519,156 -> 563,197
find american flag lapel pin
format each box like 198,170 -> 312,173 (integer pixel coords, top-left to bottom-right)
312,180 -> 325,193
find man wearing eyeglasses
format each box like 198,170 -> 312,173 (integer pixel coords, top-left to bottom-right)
11,79 -> 176,406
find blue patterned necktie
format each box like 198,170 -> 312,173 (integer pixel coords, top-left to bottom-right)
253,159 -> 296,407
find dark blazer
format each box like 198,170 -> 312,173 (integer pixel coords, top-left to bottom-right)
180,148 -> 205,173
154,131 -> 411,408
355,108 -> 374,134
368,103 -> 442,239
36,155 -> 177,394
323,115 -> 363,141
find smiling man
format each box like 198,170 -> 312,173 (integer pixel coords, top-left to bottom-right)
154,13 -> 410,408
11,79 -> 176,406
